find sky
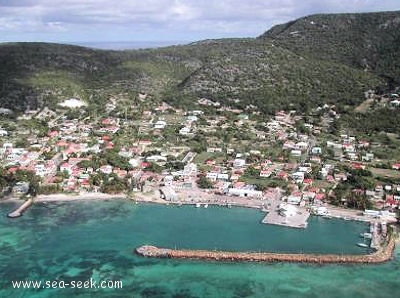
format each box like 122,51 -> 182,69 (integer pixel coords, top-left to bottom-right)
0,0 -> 399,47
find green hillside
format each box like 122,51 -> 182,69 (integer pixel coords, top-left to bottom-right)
259,11 -> 400,89
175,39 -> 382,113
0,11 -> 399,115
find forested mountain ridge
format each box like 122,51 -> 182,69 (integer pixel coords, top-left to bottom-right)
0,11 -> 399,115
259,11 -> 400,88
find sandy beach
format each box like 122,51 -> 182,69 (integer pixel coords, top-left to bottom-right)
35,192 -> 126,202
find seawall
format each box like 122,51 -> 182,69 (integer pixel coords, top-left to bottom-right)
135,234 -> 396,264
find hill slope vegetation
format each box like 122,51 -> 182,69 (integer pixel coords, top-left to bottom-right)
0,11 -> 399,115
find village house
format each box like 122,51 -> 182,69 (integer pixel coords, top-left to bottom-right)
311,147 -> 322,155
154,120 -> 167,130
233,158 -> 246,168
291,149 -> 302,157
207,147 -> 223,153
334,172 -> 347,181
159,186 -> 178,201
99,165 -> 113,174
296,141 -> 308,151
326,140 -> 342,149
287,192 -> 302,205
392,163 -> 400,170
179,127 -> 191,135
228,187 -> 262,198
60,162 -> 75,175
292,172 -> 305,184
183,163 -> 198,177
362,153 -> 374,162
206,172 -> 219,181
260,169 -> 272,178
0,129 -> 8,136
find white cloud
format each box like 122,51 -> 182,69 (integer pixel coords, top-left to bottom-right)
0,0 -> 399,41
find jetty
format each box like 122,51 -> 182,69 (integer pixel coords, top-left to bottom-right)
135,232 -> 396,264
7,198 -> 33,218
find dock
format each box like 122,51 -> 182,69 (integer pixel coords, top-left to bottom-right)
261,200 -> 310,229
7,198 -> 33,218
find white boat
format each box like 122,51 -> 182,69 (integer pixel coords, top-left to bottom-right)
360,232 -> 372,239
357,243 -> 369,248
203,204 -> 208,208
195,203 -> 201,208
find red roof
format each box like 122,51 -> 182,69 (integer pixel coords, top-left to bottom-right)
386,194 -> 394,200
56,141 -> 69,147
277,171 -> 288,178
352,163 -> 365,170
7,167 -> 19,174
392,163 -> 400,170
101,118 -> 113,125
386,195 -> 398,206
48,131 -> 59,137
141,162 -> 150,168
233,181 -> 246,188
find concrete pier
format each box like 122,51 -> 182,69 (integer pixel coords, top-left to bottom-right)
7,198 -> 33,218
262,200 -> 310,229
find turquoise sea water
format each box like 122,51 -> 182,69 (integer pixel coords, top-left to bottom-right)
0,199 -> 399,298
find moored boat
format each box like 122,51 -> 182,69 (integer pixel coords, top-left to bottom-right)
360,232 -> 372,239
356,243 -> 369,248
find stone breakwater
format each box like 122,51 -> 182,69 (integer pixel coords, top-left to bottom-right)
135,235 -> 396,264
7,199 -> 33,218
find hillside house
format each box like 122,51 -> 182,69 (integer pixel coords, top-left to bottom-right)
228,187 -> 262,198
291,150 -> 302,157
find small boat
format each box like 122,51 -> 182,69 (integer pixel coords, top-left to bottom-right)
203,204 -> 208,208
195,203 -> 201,208
360,232 -> 372,239
357,243 -> 369,248
227,204 -> 232,208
